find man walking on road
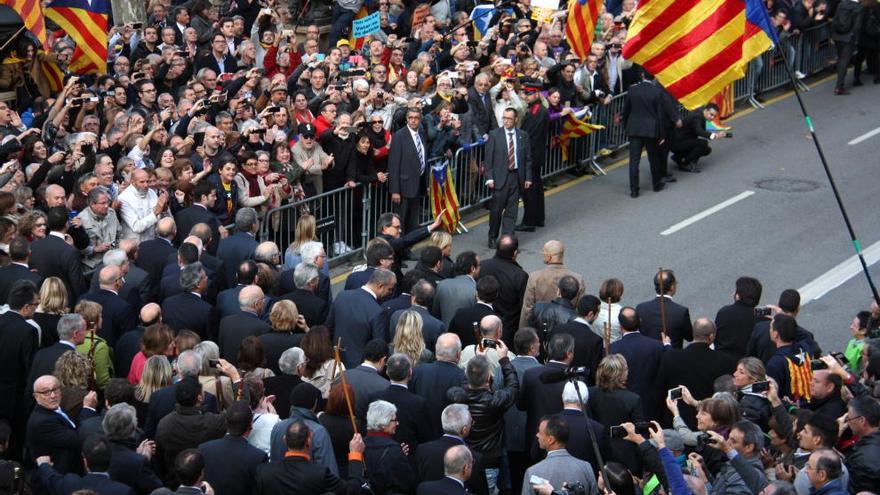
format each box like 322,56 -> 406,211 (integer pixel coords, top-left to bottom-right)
485,108 -> 533,249
623,70 -> 666,198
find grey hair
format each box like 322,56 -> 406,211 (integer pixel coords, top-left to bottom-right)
57,313 -> 85,341
300,241 -> 325,264
193,341 -> 220,375
235,207 -> 259,232
444,445 -> 473,477
435,334 -> 462,361
254,242 -> 280,264
294,263 -> 320,289
385,353 -> 412,382
180,262 -> 204,292
279,347 -> 306,375
176,350 -> 202,378
87,186 -> 109,206
102,403 -> 138,440
366,400 -> 397,431
102,249 -> 128,267
368,267 -> 396,287
441,404 -> 471,435
562,380 -> 589,405
238,288 -> 264,309
196,67 -> 216,81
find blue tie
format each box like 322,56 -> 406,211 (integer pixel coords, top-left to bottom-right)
56,409 -> 75,428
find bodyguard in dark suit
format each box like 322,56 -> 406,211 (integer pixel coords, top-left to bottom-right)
610,307 -> 666,417
30,206 -> 87,301
0,236 -> 42,305
519,79 -> 549,229
672,105 -> 725,172
136,217 -> 178,295
389,280 -> 445,352
410,333 -> 467,435
635,270 -> 693,348
161,262 -> 218,340
36,436 -> 135,495
517,333 -> 575,455
81,265 -> 137,347
655,318 -> 737,428
714,276 -> 763,359
174,182 -> 223,254
478,235 -> 529,345
623,70 -> 665,197
199,402 -> 268,495
388,107 -> 431,234
216,209 -> 259,288
326,269 -> 396,368
485,108 -> 533,248
217,286 -> 272,363
449,276 -> 498,349
366,354 -> 433,451
342,340 -> 390,421
415,444 -> 473,495
549,296 -> 605,384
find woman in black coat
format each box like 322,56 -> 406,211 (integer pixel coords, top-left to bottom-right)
363,400 -> 415,495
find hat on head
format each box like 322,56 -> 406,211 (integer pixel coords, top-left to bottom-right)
337,39 -> 351,47
271,84 -> 287,93
289,382 -> 322,410
519,76 -> 544,93
298,122 -> 316,138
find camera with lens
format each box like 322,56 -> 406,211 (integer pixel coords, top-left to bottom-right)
558,481 -> 588,495
695,432 -> 710,450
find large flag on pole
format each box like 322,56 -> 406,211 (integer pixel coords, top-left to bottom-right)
622,0 -> 778,109
565,0 -> 603,61
560,113 -> 603,161
3,0 -> 47,48
45,0 -> 109,74
429,159 -> 461,234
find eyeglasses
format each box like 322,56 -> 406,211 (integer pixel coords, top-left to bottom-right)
141,88 -> 157,93
846,415 -> 864,423
35,386 -> 61,395
372,120 -> 383,124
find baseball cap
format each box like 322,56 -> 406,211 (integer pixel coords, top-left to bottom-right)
337,39 -> 350,48
298,123 -> 316,138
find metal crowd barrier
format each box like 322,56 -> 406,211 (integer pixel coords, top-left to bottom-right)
261,23 -> 836,265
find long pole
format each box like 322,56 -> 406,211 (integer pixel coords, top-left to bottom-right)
657,268 -> 668,342
775,41 -> 880,307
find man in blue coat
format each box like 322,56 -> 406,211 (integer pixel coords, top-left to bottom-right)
327,268 -> 397,368
37,436 -> 135,495
199,401 -> 268,495
610,306 -> 666,418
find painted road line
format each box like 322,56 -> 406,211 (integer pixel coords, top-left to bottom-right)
660,190 -> 755,236
848,126 -> 880,146
799,240 -> 880,303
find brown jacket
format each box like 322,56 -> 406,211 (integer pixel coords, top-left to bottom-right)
519,263 -> 586,328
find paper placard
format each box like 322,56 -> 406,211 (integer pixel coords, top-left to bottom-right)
531,0 -> 558,23
352,11 -> 382,38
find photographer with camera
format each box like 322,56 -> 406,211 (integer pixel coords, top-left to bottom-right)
458,315 -> 507,373
704,421 -> 769,494
671,103 -> 728,173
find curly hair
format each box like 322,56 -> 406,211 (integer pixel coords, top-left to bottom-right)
54,350 -> 92,388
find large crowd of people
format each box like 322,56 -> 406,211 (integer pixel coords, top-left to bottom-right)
0,0 -> 879,493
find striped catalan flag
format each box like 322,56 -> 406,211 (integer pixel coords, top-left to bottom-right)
45,0 -> 109,74
565,0 -> 603,61
40,53 -> 64,92
3,0 -> 48,49
622,0 -> 778,109
560,113 -> 603,162
429,159 -> 461,234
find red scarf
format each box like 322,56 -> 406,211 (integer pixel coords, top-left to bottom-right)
240,169 -> 262,197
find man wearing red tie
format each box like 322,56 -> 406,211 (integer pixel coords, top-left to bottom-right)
485,108 -> 533,249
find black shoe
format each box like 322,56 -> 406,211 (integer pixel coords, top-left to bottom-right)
753,93 -> 765,103
536,221 -> 545,227
664,174 -> 677,183
874,78 -> 880,84
653,183 -> 666,192
854,79 -> 864,87
630,190 -> 639,198
488,238 -> 497,249
677,164 -> 696,173
515,224 -> 536,232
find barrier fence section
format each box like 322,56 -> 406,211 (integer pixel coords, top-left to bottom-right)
261,24 -> 834,264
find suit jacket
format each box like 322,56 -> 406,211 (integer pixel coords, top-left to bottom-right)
161,292 -> 219,340
135,237 -> 177,295
558,409 -> 612,476
326,287 -> 384,368
715,301 -> 762,359
478,256 -> 529,343
390,305 -> 444,352
433,275 -> 477,328
277,269 -> 331,304
274,288 -> 329,327
199,434 -> 268,495
517,361 -> 569,452
414,436 -> 489,495
0,311 -> 38,424
484,127 -> 533,190
344,365 -> 390,421
37,465 -> 135,495
28,342 -> 74,397
263,374 -> 302,420
467,86 -> 496,136
255,456 -> 364,495
388,125 -> 430,199
655,342 -> 737,428
0,262 -> 42,304
217,232 -> 258,288
194,54 -> 239,78
610,332 -> 665,417
549,319 -> 604,384
417,476 -> 469,495
343,266 -> 375,291
30,234 -> 87,301
217,311 -> 272,363
449,302 -> 496,348
260,331 -> 304,376
519,264 -> 585,329
635,296 -> 693,348
675,111 -> 713,142
27,404 -> 96,475
623,79 -> 663,138
522,449 -> 598,495
501,356 -> 541,453
114,328 -> 145,380
367,384 -> 433,450
107,439 -> 163,495
587,387 -> 644,474
216,284 -> 245,319
410,360 -> 466,436
89,263 -> 151,309
174,204 -> 220,254
81,288 -> 137,347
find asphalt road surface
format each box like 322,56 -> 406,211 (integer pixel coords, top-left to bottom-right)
335,73 -> 880,353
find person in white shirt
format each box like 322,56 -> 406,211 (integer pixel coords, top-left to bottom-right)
118,169 -> 168,243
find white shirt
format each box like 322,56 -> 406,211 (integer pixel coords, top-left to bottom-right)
408,126 -> 425,171
118,186 -> 160,243
505,129 -> 518,170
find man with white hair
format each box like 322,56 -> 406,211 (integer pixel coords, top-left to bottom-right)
411,333 -> 467,435
264,347 -> 306,420
102,402 -> 163,493
417,445 -> 473,495
254,241 -> 281,268
559,380 -> 611,476
118,168 -> 168,242
364,400 -> 416,494
160,262 -> 218,339
414,404 -> 489,494
283,240 -> 331,303
276,262 -> 328,326
78,187 -> 120,269
217,285 -> 271,363
28,314 -> 87,394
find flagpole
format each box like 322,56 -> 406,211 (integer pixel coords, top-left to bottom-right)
775,45 -> 880,307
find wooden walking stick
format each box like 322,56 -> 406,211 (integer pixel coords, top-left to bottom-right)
332,338 -> 358,435
604,298 -> 612,356
658,267 -> 668,343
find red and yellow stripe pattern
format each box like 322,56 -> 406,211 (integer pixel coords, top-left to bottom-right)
565,0 -> 603,62
429,160 -> 461,234
4,0 -> 48,48
45,0 -> 109,74
560,113 -> 604,161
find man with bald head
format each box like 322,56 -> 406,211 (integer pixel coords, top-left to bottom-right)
27,375 -> 98,474
115,303 -> 163,379
80,264 -> 137,346
519,240 -> 586,328
217,285 -> 271,363
40,184 -> 90,250
136,216 -> 178,294
411,333 -> 467,436
118,168 -> 169,242
458,315 -> 509,372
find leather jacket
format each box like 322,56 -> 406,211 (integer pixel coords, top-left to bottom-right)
528,298 -> 576,335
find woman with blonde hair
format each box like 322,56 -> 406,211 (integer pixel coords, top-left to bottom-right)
54,350 -> 92,420
33,276 -> 68,347
74,300 -> 113,390
392,310 -> 430,366
260,300 -> 308,375
429,230 -> 454,278
193,341 -> 234,411
283,213 -> 322,270
588,354 -> 644,474
133,355 -> 172,425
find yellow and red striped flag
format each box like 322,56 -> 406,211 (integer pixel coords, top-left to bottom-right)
429,159 -> 461,234
622,0 -> 778,109
45,0 -> 109,74
565,0 -> 603,61
4,0 -> 48,49
560,113 -> 603,161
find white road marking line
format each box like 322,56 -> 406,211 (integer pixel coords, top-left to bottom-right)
799,240 -> 880,303
660,190 -> 756,236
848,126 -> 880,146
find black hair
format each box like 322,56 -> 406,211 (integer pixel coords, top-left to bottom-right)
735,276 -> 763,307
453,251 -> 479,276
476,275 -> 500,304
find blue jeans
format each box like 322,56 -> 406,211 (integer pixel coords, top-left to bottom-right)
329,4 -> 355,48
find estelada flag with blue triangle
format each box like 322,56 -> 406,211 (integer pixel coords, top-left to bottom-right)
45,0 -> 109,74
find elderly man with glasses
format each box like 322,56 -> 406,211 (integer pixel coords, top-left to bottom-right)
28,374 -> 98,474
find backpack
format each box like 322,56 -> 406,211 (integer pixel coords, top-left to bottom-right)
832,1 -> 861,34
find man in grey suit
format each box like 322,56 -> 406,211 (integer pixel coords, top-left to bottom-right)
485,108 -> 532,249
522,415 -> 599,495
433,251 -> 480,328
390,280 -> 445,352
388,107 -> 430,234
342,339 -> 390,421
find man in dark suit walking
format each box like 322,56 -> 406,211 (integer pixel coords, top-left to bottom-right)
199,402 -> 268,495
449,275 -> 500,349
478,235 -> 529,345
485,108 -> 533,249
416,444 -> 473,495
217,208 -> 259,287
623,70 -> 666,197
136,217 -> 178,297
36,436 -> 135,495
30,206 -> 87,301
0,236 -> 42,305
367,354 -> 433,451
414,404 -> 489,495
411,333 -> 467,435
343,340 -> 390,421
218,285 -> 271,363
610,306 -> 666,418
388,107 -> 430,234
174,181 -> 223,255
161,262 -> 219,340
327,268 -> 396,368
635,269 -> 693,348
715,276 -> 764,359
550,295 -> 605,384
81,265 -> 137,347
